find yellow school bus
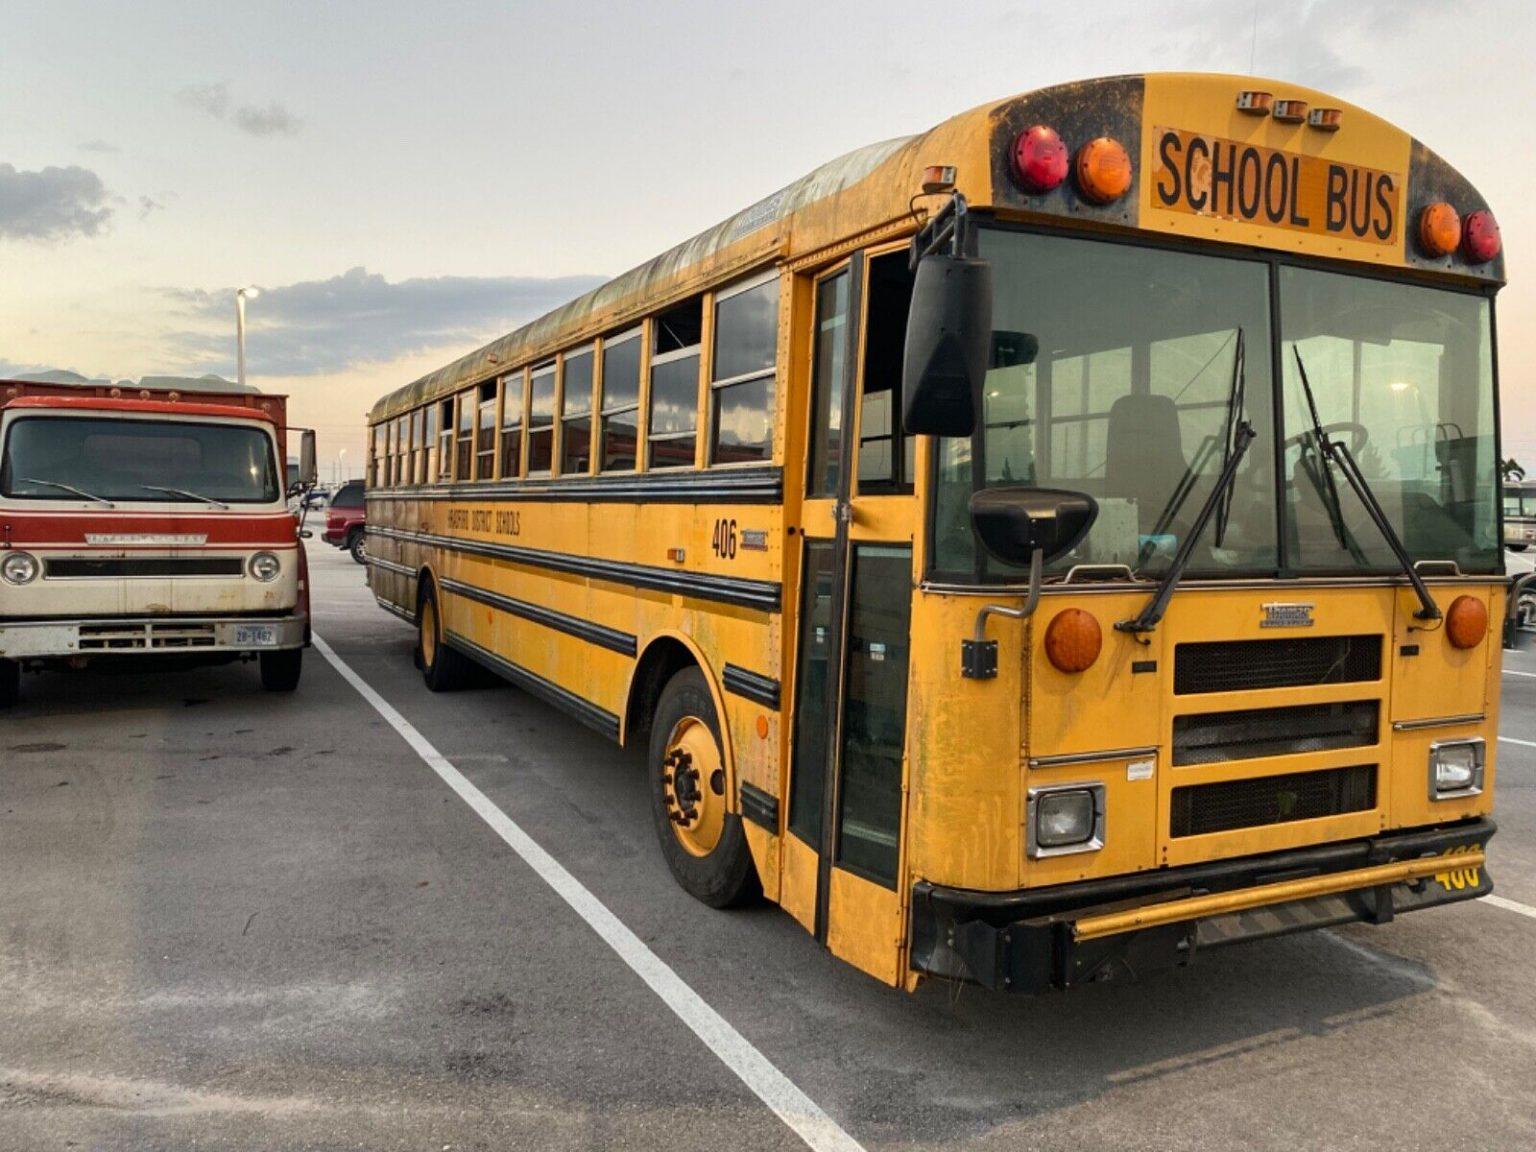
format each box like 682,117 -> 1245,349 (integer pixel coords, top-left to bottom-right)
366,73 -> 1505,992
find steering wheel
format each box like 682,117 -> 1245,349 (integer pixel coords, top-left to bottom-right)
1283,421 -> 1369,455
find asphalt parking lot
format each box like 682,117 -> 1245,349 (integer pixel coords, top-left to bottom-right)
3,541 -> 1535,1151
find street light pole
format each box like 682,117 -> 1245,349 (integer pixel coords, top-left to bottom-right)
235,286 -> 259,390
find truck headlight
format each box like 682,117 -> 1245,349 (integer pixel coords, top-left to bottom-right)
1027,783 -> 1105,857
1,551 -> 39,585
248,551 -> 282,582
1429,739 -> 1484,799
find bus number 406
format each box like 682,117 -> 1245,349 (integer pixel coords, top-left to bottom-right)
711,517 -> 738,560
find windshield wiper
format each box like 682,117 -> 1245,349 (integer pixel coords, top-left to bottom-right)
1119,329 -> 1252,634
140,485 -> 230,510
1290,345 -> 1441,622
19,477 -> 114,507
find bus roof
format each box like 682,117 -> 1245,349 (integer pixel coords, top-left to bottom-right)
371,72 -> 1502,424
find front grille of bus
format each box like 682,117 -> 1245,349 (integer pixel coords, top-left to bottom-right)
1172,700 -> 1378,766
1174,635 -> 1382,695
46,558 -> 244,578
1170,764 -> 1377,838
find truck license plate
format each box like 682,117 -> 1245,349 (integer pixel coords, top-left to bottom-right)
234,625 -> 278,647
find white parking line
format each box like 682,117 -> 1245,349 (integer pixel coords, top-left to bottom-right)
1498,736 -> 1536,748
1483,894 -> 1536,922
312,634 -> 865,1152
1502,669 -> 1536,678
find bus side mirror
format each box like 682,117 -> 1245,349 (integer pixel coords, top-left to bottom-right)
902,253 -> 993,438
970,487 -> 1099,567
299,430 -> 318,488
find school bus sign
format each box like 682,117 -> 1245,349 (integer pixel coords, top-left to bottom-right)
1151,126 -> 1402,246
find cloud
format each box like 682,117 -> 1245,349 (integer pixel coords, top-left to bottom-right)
0,163 -> 113,242
164,266 -> 607,376
79,139 -> 119,154
138,195 -> 164,219
176,81 -> 303,137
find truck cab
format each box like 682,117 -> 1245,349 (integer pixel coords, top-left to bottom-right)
0,384 -> 314,705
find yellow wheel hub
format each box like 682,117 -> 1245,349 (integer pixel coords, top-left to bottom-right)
420,597 -> 438,667
662,716 -> 726,857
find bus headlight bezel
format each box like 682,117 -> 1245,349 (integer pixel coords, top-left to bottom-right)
1026,782 -> 1106,858
248,551 -> 282,582
1,551 -> 40,585
1428,738 -> 1485,800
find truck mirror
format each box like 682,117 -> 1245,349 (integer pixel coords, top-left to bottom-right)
901,253 -> 993,438
299,430 -> 318,488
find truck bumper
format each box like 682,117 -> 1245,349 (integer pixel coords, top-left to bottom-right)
910,819 -> 1495,993
0,614 -> 308,659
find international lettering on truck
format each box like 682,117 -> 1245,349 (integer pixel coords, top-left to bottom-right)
0,379 -> 319,706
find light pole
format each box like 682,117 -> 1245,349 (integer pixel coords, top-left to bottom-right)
337,448 -> 347,485
235,286 -> 260,390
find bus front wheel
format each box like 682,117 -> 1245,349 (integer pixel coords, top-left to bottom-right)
648,667 -> 758,909
0,659 -> 19,708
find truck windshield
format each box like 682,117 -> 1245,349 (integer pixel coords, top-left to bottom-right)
930,227 -> 1500,582
0,417 -> 280,505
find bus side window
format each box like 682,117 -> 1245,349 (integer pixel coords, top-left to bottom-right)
648,297 -> 703,469
856,251 -> 916,495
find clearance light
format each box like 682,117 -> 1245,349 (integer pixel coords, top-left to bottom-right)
1446,594 -> 1488,649
1272,98 -> 1309,123
1418,202 -> 1462,257
1075,136 -> 1132,204
1011,125 -> 1068,193
921,164 -> 957,194
1236,90 -> 1274,115
1463,209 -> 1502,263
1307,107 -> 1343,131
1045,608 -> 1102,673
1,551 -> 39,585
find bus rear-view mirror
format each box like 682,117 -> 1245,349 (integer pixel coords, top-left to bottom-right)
901,253 -> 993,438
969,487 -> 1099,567
299,430 -> 318,488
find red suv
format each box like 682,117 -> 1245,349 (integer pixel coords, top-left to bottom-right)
323,480 -> 366,563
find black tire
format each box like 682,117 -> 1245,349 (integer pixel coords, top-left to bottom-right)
417,581 -> 473,692
0,659 -> 19,708
259,648 -> 303,692
647,667 -> 759,909
349,529 -> 367,564
1509,544 -> 1528,553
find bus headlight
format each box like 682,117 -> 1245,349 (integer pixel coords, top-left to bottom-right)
1,551 -> 39,585
1429,739 -> 1484,800
248,551 -> 282,582
1026,783 -> 1105,857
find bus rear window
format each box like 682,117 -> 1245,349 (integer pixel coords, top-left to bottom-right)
1,416 -> 280,504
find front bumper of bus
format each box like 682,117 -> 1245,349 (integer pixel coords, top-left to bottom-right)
0,613 -> 308,660
909,819 -> 1495,993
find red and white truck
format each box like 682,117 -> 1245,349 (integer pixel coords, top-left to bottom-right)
0,379 -> 316,706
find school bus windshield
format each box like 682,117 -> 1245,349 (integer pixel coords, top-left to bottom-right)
930,226 -> 1499,582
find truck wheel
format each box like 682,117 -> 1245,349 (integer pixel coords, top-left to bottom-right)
417,582 -> 472,692
349,530 -> 367,564
648,667 -> 758,909
1509,544 -> 1528,553
259,648 -> 303,692
0,659 -> 19,708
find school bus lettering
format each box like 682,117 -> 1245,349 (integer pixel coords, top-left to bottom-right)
1152,127 -> 1399,245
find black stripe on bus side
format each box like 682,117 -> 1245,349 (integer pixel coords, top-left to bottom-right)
740,781 -> 779,832
440,576 -> 637,657
722,664 -> 780,710
366,555 -> 417,579
445,630 -> 621,741
364,465 -> 782,506
368,525 -> 781,613
376,597 -> 416,626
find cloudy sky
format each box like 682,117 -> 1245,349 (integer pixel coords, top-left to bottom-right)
2,0 -> 1533,474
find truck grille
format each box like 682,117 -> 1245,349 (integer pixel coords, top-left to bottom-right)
1170,764 -> 1377,838
1174,635 -> 1381,695
1172,700 -> 1378,766
46,558 -> 244,578
77,622 -> 218,651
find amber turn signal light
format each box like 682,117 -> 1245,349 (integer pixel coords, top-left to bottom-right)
1075,137 -> 1132,204
1418,202 -> 1462,257
1446,595 -> 1487,650
1045,609 -> 1102,674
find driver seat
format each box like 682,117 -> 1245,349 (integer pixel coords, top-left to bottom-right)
1105,394 -> 1188,535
